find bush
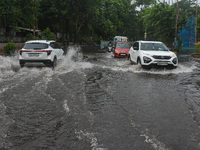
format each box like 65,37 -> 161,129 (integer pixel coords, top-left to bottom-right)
4,40 -> 16,55
41,27 -> 56,40
24,33 -> 39,41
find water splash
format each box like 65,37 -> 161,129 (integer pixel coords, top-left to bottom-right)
98,59 -> 198,75
55,46 -> 93,74
0,55 -> 20,80
0,46 -> 94,80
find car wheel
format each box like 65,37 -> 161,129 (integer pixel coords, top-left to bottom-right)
137,58 -> 144,68
19,61 -> 24,67
20,64 -> 24,67
51,57 -> 57,68
128,55 -> 134,65
138,58 -> 150,69
137,58 -> 141,65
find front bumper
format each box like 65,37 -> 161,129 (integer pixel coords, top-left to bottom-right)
141,56 -> 178,67
114,52 -> 128,57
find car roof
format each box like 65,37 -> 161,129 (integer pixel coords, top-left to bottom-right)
25,40 -> 55,44
138,40 -> 163,44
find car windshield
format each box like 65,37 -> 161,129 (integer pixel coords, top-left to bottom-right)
23,43 -> 48,50
141,43 -> 168,51
116,43 -> 129,48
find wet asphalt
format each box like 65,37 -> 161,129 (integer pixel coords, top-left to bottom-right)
0,47 -> 200,150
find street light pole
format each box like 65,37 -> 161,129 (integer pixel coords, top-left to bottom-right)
195,0 -> 198,53
33,0 -> 35,37
174,0 -> 179,51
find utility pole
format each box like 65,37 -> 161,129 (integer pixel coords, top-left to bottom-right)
195,0 -> 198,53
144,29 -> 147,41
33,0 -> 36,37
174,0 -> 179,51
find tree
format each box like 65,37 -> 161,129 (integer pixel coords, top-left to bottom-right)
133,0 -> 157,9
0,0 -> 18,35
140,0 -> 193,47
41,27 -> 56,40
0,0 -> 37,40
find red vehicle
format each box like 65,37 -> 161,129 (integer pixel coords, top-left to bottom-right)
113,42 -> 130,57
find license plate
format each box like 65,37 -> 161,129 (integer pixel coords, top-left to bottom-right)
157,62 -> 168,66
29,53 -> 39,57
120,53 -> 126,56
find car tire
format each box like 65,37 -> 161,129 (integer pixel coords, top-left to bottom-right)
128,55 -> 134,65
51,57 -> 57,68
20,64 -> 24,67
19,61 -> 24,67
137,58 -> 141,65
138,58 -> 150,69
137,58 -> 144,69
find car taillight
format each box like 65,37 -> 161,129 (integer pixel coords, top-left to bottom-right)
20,50 -> 32,55
46,50 -> 52,55
35,50 -> 52,55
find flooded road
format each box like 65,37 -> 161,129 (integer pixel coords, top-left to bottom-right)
0,47 -> 200,150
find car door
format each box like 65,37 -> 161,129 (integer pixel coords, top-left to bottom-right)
130,42 -> 139,63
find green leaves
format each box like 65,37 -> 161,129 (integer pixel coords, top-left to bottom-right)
140,0 -> 195,47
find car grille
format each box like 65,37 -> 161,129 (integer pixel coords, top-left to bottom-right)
153,55 -> 171,59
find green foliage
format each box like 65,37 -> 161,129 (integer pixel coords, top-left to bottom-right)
0,0 -> 35,35
177,36 -> 183,52
4,40 -> 16,54
140,0 -> 194,47
41,27 -> 56,40
24,33 -> 38,42
0,0 -> 196,46
134,0 -> 157,8
61,38 -> 68,46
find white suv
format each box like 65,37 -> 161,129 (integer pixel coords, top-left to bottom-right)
128,41 -> 178,69
19,40 -> 64,67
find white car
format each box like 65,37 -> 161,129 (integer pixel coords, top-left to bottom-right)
19,40 -> 64,67
128,41 -> 178,69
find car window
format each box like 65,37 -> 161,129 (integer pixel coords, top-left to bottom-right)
23,43 -> 48,50
54,42 -> 60,48
133,42 -> 139,50
116,43 -> 129,48
141,43 -> 168,51
50,42 -> 59,49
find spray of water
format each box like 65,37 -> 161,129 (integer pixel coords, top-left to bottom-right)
55,46 -> 93,74
0,46 -> 94,80
103,59 -> 198,75
0,47 -> 198,80
0,55 -> 20,80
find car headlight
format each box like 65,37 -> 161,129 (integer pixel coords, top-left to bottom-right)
172,58 -> 178,64
143,56 -> 152,63
115,49 -> 118,52
171,53 -> 176,57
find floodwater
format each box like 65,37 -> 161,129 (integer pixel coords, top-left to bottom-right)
0,46 -> 200,150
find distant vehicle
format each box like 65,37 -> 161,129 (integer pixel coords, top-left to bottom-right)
113,42 -> 130,57
108,42 -> 113,52
19,40 -> 64,67
113,36 -> 128,43
128,40 -> 178,69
